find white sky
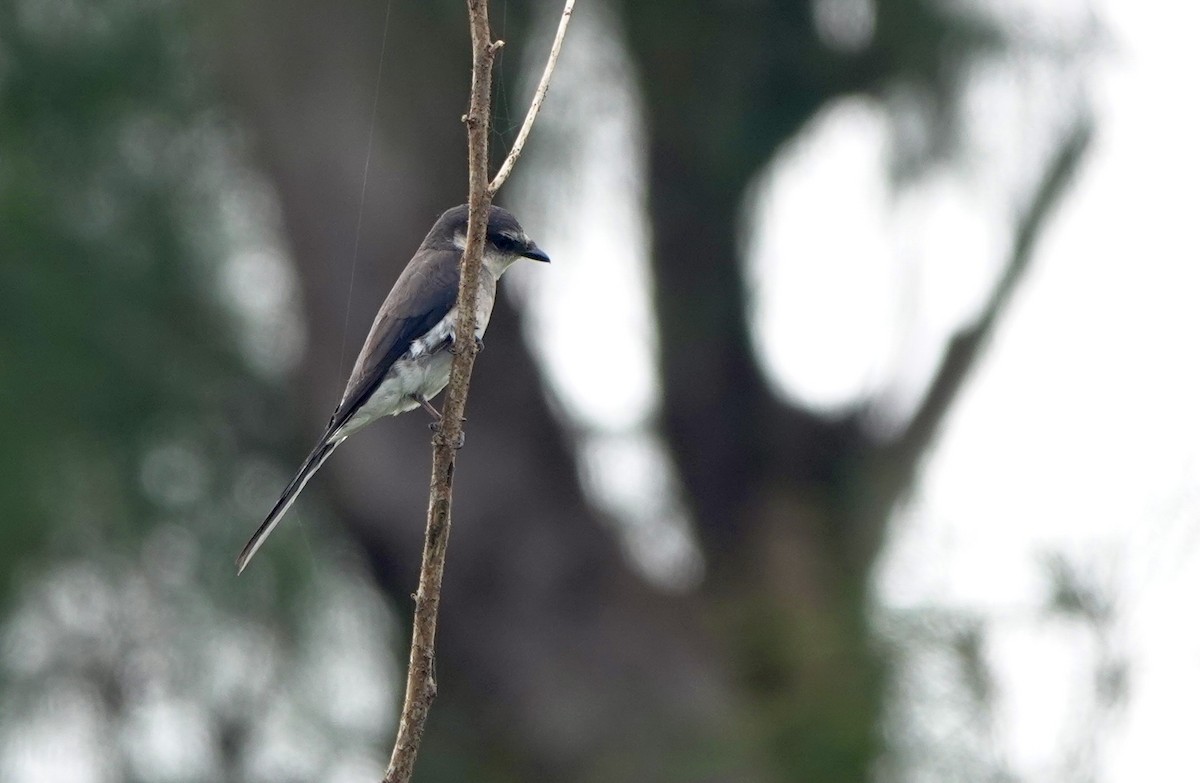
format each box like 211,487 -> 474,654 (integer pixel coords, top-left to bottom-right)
874,0 -> 1200,777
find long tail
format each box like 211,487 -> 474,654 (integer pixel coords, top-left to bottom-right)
236,436 -> 343,574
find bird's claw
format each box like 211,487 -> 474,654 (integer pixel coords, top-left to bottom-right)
428,420 -> 466,448
449,336 -> 484,356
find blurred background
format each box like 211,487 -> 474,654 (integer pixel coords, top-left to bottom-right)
1,0 -> 1197,780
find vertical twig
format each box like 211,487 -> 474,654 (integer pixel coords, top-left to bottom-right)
488,0 -> 575,194
380,1 -> 495,781
381,1 -> 572,781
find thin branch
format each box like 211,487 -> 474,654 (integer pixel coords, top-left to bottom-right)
487,0 -> 575,195
381,0 -> 573,778
891,115 -> 1094,472
381,1 -> 497,781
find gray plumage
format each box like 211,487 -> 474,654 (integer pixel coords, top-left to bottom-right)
236,204 -> 549,573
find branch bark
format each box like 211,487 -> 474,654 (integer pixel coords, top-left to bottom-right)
382,1 -> 573,780
380,4 -> 494,781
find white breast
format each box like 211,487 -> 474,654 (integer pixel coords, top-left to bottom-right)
335,268 -> 501,438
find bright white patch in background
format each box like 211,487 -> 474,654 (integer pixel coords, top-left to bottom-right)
213,164 -> 306,379
2,685 -> 110,783
885,169 -> 1008,425
180,124 -> 305,381
580,434 -> 702,589
748,99 -> 898,411
302,575 -> 396,735
511,5 -> 703,588
0,558 -> 396,783
748,99 -> 1003,420
221,248 -> 304,377
813,0 -> 877,52
121,699 -> 215,781
509,6 -> 655,431
512,189 -> 654,429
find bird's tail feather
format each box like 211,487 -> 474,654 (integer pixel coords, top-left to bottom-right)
236,437 -> 341,574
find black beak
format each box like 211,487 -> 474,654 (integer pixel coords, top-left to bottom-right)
522,243 -> 551,263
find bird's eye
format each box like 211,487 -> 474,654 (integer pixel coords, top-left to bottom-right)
493,234 -> 520,252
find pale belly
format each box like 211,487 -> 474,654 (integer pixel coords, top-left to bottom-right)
333,268 -> 500,440
338,349 -> 454,437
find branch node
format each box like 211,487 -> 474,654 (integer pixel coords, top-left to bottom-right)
449,338 -> 477,357
432,431 -> 465,450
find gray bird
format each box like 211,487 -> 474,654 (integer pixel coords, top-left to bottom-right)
236,204 -> 549,573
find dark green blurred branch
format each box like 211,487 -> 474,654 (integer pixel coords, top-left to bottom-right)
889,116 -> 1095,477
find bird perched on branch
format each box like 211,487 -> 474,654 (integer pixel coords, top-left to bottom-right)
236,204 -> 550,574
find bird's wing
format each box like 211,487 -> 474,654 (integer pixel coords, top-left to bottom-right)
236,248 -> 461,574
328,248 -> 461,435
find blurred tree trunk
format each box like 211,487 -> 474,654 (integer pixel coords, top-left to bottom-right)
216,2 -> 738,780
213,0 -> 1084,780
621,3 -> 1087,779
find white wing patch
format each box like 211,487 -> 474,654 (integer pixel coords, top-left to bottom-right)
404,264 -> 501,361
406,307 -> 458,359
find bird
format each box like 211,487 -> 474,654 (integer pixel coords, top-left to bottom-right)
236,204 -> 550,574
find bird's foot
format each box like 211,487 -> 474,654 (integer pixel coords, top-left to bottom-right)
428,419 -> 466,448
449,336 -> 484,356
416,396 -> 442,421
426,414 -> 465,431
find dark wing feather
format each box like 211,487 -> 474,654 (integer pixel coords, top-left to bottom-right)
328,247 -> 461,435
236,247 -> 461,574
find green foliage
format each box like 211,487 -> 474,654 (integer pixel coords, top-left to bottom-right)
0,7 -> 401,779
0,0 -> 254,597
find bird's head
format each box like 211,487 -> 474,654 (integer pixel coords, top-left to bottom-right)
433,204 -> 550,272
